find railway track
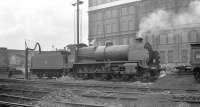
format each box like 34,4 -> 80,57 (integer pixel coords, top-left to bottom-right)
0,78 -> 197,93
0,81 -> 51,107
0,78 -> 200,95
1,78 -> 200,107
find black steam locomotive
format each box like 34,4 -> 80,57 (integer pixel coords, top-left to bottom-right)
30,38 -> 161,81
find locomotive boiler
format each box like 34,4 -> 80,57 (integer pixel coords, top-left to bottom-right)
76,45 -> 129,61
94,45 -> 129,61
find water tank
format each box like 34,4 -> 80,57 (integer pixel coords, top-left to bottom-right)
94,45 -> 129,61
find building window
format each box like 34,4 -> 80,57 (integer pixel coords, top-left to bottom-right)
104,10 -> 111,19
112,38 -> 117,45
160,51 -> 165,64
96,12 -> 103,21
166,34 -> 168,44
98,41 -> 104,46
160,33 -> 167,44
156,35 -> 160,45
128,5 -> 135,14
93,0 -> 97,6
167,33 -> 174,44
121,7 -> 128,16
121,38 -> 129,45
111,8 -> 118,18
97,24 -> 103,35
173,33 -> 177,43
91,13 -> 96,22
97,0 -> 103,5
182,49 -> 188,63
188,30 -> 197,42
89,0 -> 93,6
182,31 -> 188,43
168,50 -> 174,63
89,23 -> 94,36
112,23 -> 118,33
128,20 -> 135,31
197,31 -> 200,42
120,21 -> 128,31
105,24 -> 111,33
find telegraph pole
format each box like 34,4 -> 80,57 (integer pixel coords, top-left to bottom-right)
72,0 -> 83,62
72,0 -> 83,45
77,0 -> 80,44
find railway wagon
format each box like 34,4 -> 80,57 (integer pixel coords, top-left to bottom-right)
190,44 -> 200,82
0,47 -> 9,73
0,48 -> 24,77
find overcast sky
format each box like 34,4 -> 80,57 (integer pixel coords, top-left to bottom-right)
0,0 -> 88,50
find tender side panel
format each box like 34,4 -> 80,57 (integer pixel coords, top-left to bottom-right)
31,52 -> 65,70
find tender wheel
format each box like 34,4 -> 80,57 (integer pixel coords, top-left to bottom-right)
122,74 -> 130,81
37,73 -> 43,79
142,71 -> 151,82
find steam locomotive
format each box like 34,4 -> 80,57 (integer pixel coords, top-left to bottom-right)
30,38 -> 161,81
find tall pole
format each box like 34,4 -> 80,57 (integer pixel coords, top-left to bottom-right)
72,0 -> 83,62
25,48 -> 28,80
24,42 -> 41,80
77,0 -> 80,45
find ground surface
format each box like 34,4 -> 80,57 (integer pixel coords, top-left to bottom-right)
1,73 -> 200,107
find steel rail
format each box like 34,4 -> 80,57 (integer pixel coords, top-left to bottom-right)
0,93 -> 39,101
81,94 -> 138,100
0,87 -> 49,93
0,101 -> 34,107
54,101 -> 105,107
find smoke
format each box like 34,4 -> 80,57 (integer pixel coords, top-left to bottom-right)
138,0 -> 200,38
138,10 -> 172,37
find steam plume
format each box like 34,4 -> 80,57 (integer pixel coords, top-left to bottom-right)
138,0 -> 200,38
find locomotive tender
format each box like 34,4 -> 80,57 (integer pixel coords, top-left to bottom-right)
30,38 -> 161,81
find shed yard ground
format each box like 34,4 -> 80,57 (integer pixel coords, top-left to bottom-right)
1,73 -> 200,107
36,74 -> 200,107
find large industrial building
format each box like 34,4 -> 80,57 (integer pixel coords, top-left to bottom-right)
88,0 -> 199,64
